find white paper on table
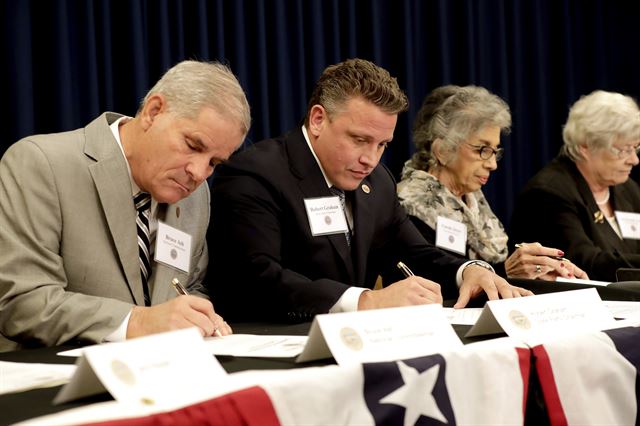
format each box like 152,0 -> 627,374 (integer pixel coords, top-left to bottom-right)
54,328 -> 227,406
297,304 -> 462,366
203,334 -> 307,357
556,276 -> 611,286
604,300 -> 640,320
465,288 -> 616,346
443,307 -> 483,325
0,361 -> 76,395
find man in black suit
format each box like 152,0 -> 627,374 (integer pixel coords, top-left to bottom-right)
207,59 -> 531,321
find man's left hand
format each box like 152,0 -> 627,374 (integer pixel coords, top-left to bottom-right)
454,264 -> 533,308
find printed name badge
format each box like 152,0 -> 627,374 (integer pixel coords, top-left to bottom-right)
614,211 -> 640,240
435,216 -> 467,255
304,196 -> 349,236
155,221 -> 192,273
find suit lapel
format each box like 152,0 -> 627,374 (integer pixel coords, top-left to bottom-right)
85,113 -> 145,305
286,129 -> 355,280
351,179 -> 374,285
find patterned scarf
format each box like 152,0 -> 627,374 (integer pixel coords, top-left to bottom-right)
397,161 -> 508,263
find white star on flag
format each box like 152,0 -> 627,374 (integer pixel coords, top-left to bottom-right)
379,360 -> 448,426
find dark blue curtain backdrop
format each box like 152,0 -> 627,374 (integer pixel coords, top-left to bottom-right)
2,0 -> 640,226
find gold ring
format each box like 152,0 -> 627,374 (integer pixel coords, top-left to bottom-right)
535,264 -> 542,274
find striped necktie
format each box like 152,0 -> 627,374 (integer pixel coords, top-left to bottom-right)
134,192 -> 152,306
330,186 -> 352,247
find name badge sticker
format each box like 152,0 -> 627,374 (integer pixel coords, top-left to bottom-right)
614,211 -> 640,240
155,221 -> 192,273
304,196 -> 349,236
435,216 -> 467,255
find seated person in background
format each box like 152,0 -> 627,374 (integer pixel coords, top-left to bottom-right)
509,90 -> 640,282
398,85 -> 587,280
207,58 -> 531,323
0,61 -> 251,351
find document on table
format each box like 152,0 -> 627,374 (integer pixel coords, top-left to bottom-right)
556,276 -> 612,286
604,301 -> 640,319
203,334 -> 308,358
443,307 -> 483,325
0,361 -> 76,395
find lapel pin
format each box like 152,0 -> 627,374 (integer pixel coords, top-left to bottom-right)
361,184 -> 370,194
176,207 -> 181,218
593,211 -> 604,224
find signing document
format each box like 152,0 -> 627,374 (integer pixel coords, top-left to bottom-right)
0,361 -> 76,395
297,304 -> 462,365
466,288 -> 616,345
203,334 -> 307,358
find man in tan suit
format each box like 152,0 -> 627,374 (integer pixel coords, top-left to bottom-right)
0,60 -> 250,351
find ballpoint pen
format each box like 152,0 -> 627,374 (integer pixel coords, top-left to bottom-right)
171,278 -> 223,337
397,261 -> 415,278
514,243 -> 565,261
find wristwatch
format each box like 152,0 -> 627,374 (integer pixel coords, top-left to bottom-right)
463,260 -> 495,274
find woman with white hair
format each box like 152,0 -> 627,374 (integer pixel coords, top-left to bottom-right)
510,90 -> 640,281
398,85 -> 587,280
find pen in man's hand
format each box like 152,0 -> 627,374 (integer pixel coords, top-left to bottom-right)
171,278 -> 189,295
171,278 -> 223,337
397,261 -> 415,278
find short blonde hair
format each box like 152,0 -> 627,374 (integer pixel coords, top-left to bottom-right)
561,90 -> 640,161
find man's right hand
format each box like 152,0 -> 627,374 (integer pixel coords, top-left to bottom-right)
126,296 -> 232,339
357,276 -> 442,310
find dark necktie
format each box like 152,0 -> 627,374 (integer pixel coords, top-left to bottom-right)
330,186 -> 352,247
134,192 -> 152,306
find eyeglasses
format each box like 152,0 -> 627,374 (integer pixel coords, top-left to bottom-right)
608,144 -> 640,159
466,144 -> 504,161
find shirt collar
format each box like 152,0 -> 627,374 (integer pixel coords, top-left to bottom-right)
301,125 -> 333,189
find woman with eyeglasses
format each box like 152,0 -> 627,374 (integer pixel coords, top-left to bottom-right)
510,90 -> 640,281
398,85 -> 587,280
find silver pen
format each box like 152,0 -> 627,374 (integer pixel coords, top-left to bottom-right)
397,261 -> 415,278
171,278 -> 222,337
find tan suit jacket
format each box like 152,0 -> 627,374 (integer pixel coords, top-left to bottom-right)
0,113 -> 209,350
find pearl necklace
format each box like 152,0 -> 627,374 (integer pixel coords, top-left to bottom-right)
594,189 -> 610,205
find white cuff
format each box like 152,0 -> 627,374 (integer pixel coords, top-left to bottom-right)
103,311 -> 132,342
329,287 -> 368,313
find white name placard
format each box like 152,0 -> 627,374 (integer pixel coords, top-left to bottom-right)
297,304 -> 462,366
435,216 -> 467,255
155,221 -> 192,273
615,211 -> 640,240
304,196 -> 349,236
54,328 -> 227,406
465,288 -> 616,345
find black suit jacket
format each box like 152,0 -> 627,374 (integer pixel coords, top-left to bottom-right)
207,128 -> 465,321
509,155 -> 640,281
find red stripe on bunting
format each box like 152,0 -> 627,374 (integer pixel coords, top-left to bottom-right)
532,345 -> 568,426
86,386 -> 281,426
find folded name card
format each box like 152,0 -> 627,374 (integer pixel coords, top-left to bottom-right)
297,304 -> 462,366
55,328 -> 227,407
465,288 -> 617,345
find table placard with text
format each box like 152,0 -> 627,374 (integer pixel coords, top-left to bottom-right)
297,304 -> 462,366
465,288 -> 616,345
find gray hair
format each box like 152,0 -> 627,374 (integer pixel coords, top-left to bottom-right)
411,85 -> 511,171
561,90 -> 640,162
304,58 -> 408,126
140,60 -> 251,137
